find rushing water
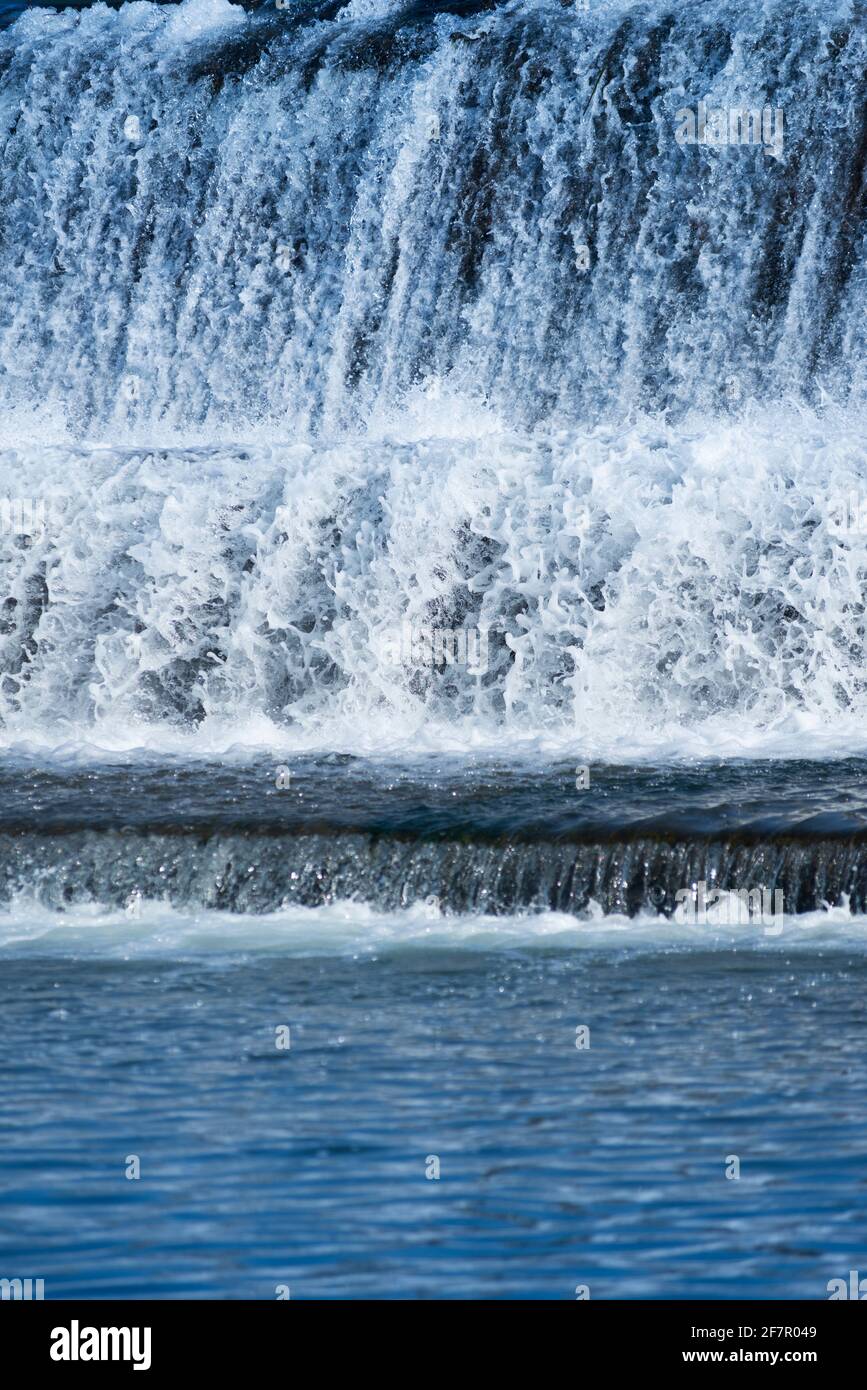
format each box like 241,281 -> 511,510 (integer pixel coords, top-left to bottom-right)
0,0 -> 866,753
1,0 -> 866,1299
5,756 -> 867,918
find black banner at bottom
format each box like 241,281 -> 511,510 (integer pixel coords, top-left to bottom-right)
0,1298 -> 862,1374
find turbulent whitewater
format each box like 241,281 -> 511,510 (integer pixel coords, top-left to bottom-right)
0,0 -> 866,753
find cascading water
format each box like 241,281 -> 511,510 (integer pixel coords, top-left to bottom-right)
2,0 -> 866,428
2,0 -> 867,924
0,0 -> 865,754
6,5 -> 867,1309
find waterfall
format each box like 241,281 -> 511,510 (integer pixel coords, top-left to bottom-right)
0,0 -> 864,753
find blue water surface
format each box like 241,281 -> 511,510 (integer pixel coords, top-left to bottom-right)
2,945 -> 865,1298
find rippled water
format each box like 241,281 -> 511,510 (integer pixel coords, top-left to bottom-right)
2,944 -> 865,1298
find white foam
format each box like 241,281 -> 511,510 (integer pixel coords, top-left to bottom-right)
2,406 -> 867,761
0,893 -> 864,958
1,3 -> 864,762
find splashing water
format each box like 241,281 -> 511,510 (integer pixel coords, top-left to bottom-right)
0,0 -> 865,756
